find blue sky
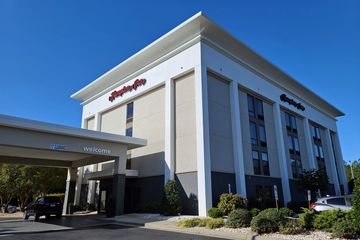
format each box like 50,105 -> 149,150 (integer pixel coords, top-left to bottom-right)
0,1 -> 359,162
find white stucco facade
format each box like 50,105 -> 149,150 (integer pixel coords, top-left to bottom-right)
72,12 -> 348,216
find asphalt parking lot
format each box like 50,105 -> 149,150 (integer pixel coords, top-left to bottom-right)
0,223 -> 223,240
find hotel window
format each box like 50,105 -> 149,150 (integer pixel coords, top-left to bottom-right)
311,124 -> 327,175
311,125 -> 321,142
126,102 -> 133,137
126,102 -> 134,168
248,94 -> 269,176
248,95 -> 264,120
285,112 -> 303,178
288,135 -> 300,155
250,122 -> 258,145
285,112 -> 297,133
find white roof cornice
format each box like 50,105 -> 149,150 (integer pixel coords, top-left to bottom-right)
71,12 -> 344,118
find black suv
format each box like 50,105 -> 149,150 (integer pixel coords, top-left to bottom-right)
24,196 -> 63,221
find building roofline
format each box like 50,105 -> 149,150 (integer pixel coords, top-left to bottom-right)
71,12 -> 344,118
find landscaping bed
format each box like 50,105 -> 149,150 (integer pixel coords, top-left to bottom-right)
175,193 -> 360,239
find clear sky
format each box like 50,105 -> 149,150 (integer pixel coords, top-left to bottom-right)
0,1 -> 359,162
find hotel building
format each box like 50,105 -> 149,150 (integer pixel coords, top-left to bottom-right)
71,12 -> 348,216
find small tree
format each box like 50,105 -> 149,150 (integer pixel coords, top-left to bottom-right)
163,180 -> 182,216
0,165 -> 18,213
298,169 -> 329,200
352,177 -> 360,231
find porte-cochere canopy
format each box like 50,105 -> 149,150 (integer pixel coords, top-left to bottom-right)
0,114 -> 147,216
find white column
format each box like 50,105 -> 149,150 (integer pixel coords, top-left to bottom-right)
164,78 -> 175,183
333,130 -> 349,194
74,167 -> 83,205
63,167 -> 77,215
273,103 -> 291,205
194,64 -> 212,216
87,113 -> 100,204
229,81 -> 247,197
303,118 -> 317,170
74,118 -> 87,205
324,128 -> 341,195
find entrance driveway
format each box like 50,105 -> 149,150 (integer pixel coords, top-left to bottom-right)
0,224 -> 224,240
0,214 -> 111,235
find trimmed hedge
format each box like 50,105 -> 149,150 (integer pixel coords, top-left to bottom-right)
251,215 -> 278,234
279,219 -> 303,235
227,209 -> 252,228
250,207 -> 295,234
250,208 -> 260,218
208,207 -> 223,218
313,210 -> 347,231
217,193 -> 247,215
298,208 -> 315,229
206,218 -> 224,229
177,218 -> 202,228
332,219 -> 358,239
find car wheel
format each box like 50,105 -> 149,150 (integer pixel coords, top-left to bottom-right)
45,214 -> 50,219
56,213 -> 62,219
34,213 -> 40,221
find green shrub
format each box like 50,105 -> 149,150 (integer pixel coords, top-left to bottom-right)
256,208 -> 282,223
279,207 -> 294,218
250,215 -> 278,234
163,180 -> 182,216
299,208 -> 315,229
313,210 -> 347,231
250,208 -> 260,218
217,193 -> 247,215
332,219 -> 358,239
177,218 -> 202,228
250,207 -> 294,234
208,207 -> 223,218
206,218 -> 224,229
279,219 -> 303,235
199,218 -> 211,227
227,209 -> 252,228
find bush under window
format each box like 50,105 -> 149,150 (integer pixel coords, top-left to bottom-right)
217,193 -> 247,215
227,209 -> 252,228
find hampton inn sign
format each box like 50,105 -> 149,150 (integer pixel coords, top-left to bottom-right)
109,79 -> 146,102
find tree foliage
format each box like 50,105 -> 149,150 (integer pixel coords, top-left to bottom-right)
298,169 -> 329,199
0,165 -> 19,212
352,177 -> 360,231
0,164 -> 67,212
163,180 -> 182,216
345,159 -> 360,193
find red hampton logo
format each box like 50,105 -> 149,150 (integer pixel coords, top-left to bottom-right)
109,79 -> 146,102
